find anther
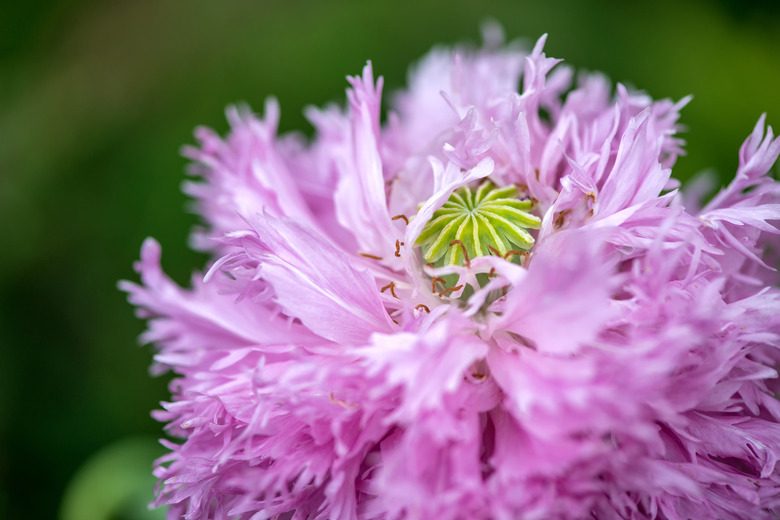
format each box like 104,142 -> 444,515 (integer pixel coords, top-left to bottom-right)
470,371 -> 488,381
487,245 -> 501,257
394,240 -> 404,258
380,281 -> 398,299
438,284 -> 464,298
504,250 -> 530,267
415,304 -> 431,313
359,252 -> 383,260
449,239 -> 471,267
431,276 -> 447,293
330,392 -> 357,408
391,214 -> 409,225
554,210 -> 570,230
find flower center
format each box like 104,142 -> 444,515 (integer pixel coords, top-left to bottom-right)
416,181 -> 541,266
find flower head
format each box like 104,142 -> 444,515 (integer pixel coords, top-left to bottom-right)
122,32 -> 780,519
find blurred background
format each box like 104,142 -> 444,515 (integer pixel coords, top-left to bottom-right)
1,0 -> 778,518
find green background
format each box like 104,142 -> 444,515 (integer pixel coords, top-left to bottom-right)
1,1 -> 778,518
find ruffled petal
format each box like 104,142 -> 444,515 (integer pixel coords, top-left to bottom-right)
216,213 -> 397,345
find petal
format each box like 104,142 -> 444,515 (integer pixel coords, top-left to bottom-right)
333,62 -> 400,261
219,214 -> 396,344
489,228 -> 617,355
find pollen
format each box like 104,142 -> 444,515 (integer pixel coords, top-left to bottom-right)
415,181 -> 541,266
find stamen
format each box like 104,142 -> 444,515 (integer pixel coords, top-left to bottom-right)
449,239 -> 471,267
504,249 -> 530,267
431,276 -> 447,293
391,214 -> 409,225
415,304 -> 431,313
487,245 -> 501,256
470,371 -> 488,381
554,210 -> 570,230
330,392 -> 357,408
394,239 -> 404,258
380,281 -> 398,299
359,252 -> 383,260
438,284 -> 464,298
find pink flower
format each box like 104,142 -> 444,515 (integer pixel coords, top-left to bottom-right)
122,33 -> 780,519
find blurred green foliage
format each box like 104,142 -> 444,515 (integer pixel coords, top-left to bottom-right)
59,437 -> 167,520
0,1 -> 778,519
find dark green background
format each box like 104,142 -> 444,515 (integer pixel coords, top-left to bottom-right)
1,1 -> 779,519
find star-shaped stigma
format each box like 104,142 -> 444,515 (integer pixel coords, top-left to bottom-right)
416,181 -> 541,266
